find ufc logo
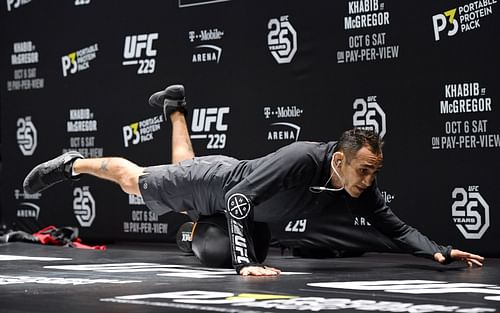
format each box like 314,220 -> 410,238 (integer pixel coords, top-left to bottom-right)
230,219 -> 250,264
191,107 -> 229,132
61,53 -> 77,77
122,123 -> 140,147
123,33 -> 158,59
234,235 -> 249,263
432,9 -> 459,41
73,186 -> 96,227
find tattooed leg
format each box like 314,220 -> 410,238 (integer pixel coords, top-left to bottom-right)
72,157 -> 144,195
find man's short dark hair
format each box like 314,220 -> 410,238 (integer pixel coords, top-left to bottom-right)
334,128 -> 384,163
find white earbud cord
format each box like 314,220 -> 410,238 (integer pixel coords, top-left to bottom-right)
309,154 -> 345,193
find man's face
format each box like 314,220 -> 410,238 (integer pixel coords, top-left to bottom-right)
339,146 -> 383,198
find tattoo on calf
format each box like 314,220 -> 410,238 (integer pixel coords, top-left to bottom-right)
100,159 -> 109,172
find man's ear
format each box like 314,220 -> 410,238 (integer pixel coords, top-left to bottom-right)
333,151 -> 344,167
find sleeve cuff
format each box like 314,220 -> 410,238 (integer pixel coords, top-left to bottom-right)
235,263 -> 261,274
441,245 -> 454,265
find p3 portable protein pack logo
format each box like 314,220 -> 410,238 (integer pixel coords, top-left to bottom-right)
122,115 -> 164,148
432,1 -> 497,41
452,186 -> 490,239
61,44 -> 99,77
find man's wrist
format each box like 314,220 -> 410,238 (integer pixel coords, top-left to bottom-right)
235,263 -> 260,274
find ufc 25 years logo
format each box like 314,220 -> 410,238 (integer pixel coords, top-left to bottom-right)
73,186 -> 96,227
452,186 -> 490,239
190,107 -> 229,149
267,15 -> 297,64
122,33 -> 158,74
352,96 -> 386,138
16,116 -> 37,156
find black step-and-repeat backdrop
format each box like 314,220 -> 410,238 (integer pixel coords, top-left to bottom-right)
1,1 -> 498,256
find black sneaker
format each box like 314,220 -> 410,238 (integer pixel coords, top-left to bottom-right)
23,151 -> 84,194
148,84 -> 187,118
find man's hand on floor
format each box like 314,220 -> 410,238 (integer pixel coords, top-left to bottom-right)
434,249 -> 484,267
239,265 -> 281,276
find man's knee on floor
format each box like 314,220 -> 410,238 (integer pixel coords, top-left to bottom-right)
191,215 -> 270,268
192,217 -> 232,268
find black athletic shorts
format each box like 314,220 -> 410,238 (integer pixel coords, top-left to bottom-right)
138,155 -> 238,218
